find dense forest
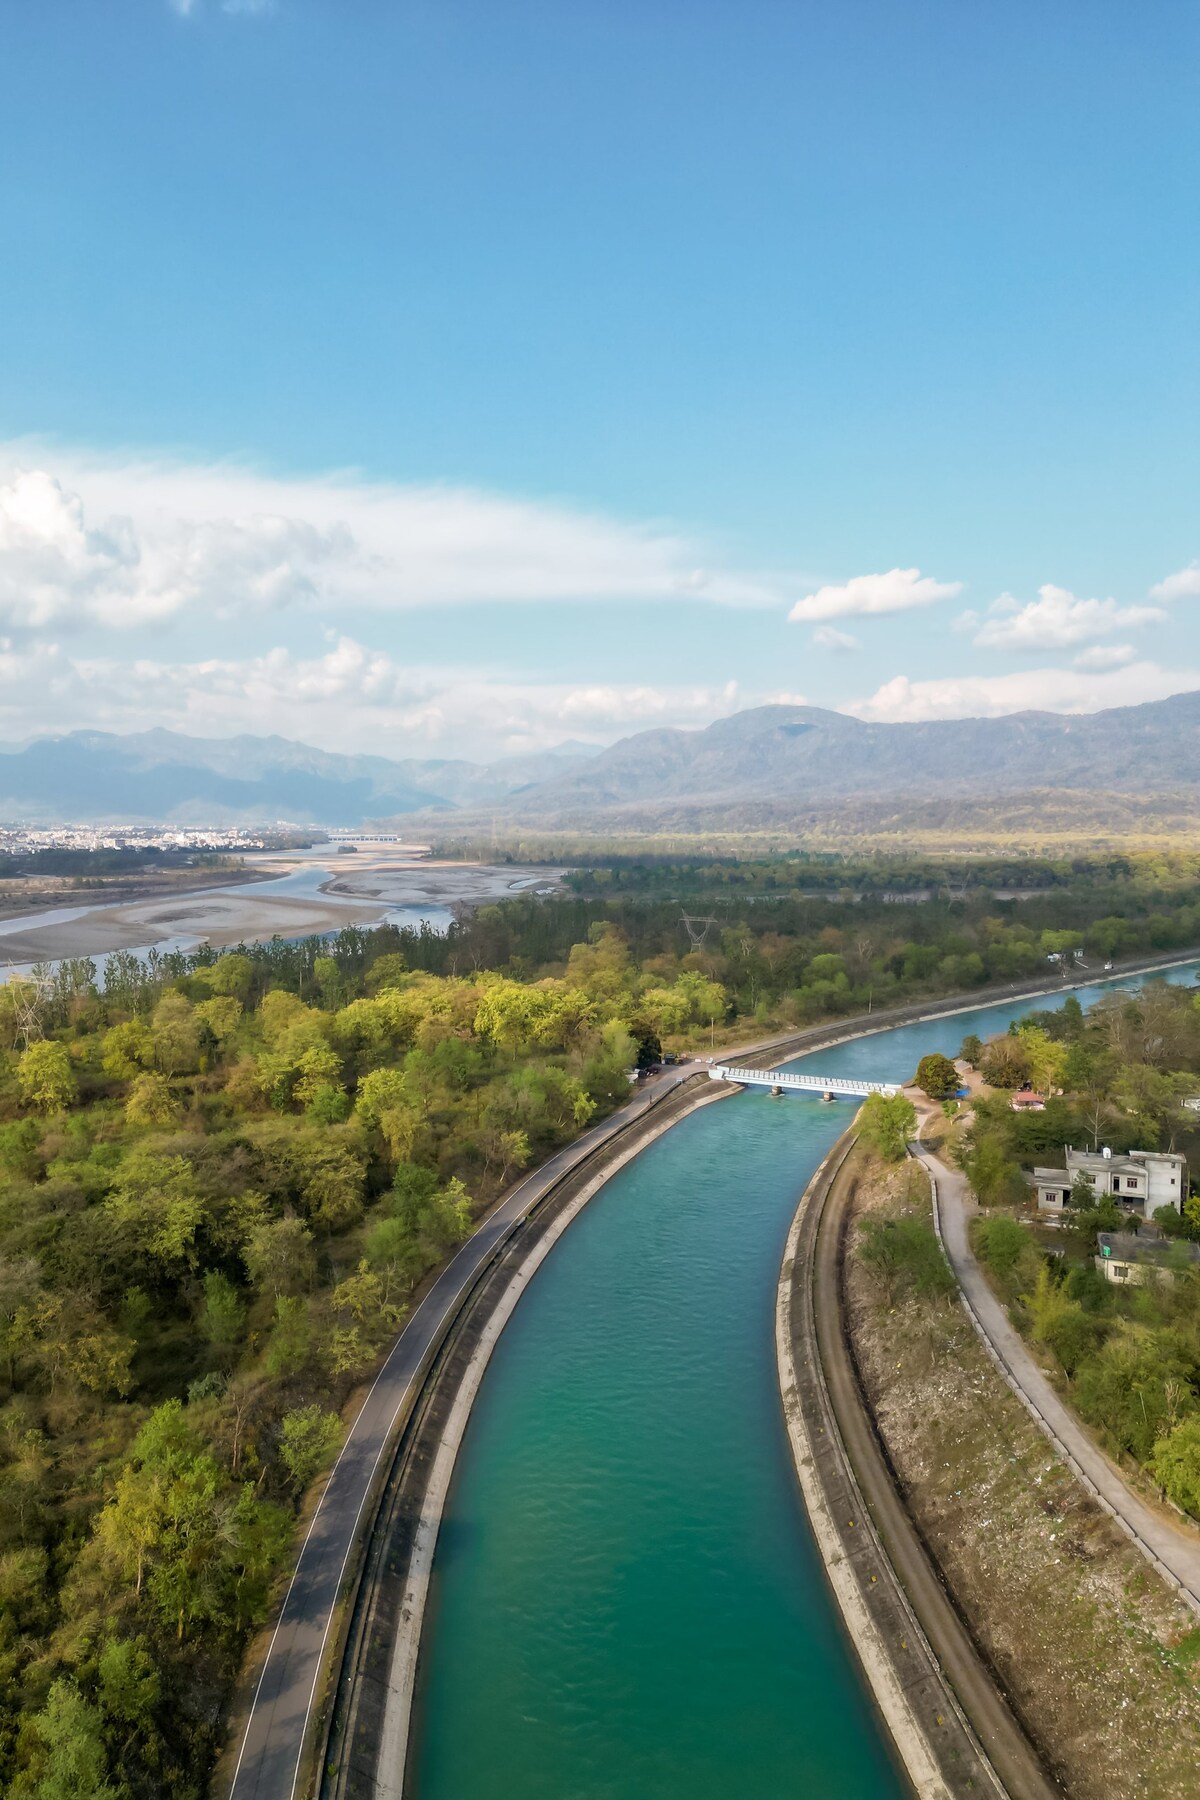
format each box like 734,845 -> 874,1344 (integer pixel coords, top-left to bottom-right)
958,982 -> 1200,1520
0,927 -> 679,1796
2,857 -> 1200,1795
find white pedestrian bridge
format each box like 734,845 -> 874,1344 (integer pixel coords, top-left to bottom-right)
707,1064 -> 900,1099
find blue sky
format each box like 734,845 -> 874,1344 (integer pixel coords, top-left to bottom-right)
0,0 -> 1196,758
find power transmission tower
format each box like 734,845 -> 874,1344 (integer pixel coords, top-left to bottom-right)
5,964 -> 54,1048
680,913 -> 722,953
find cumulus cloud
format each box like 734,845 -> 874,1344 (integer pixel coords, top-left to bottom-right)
972,584 -> 1164,651
812,625 -> 858,652
0,467 -> 355,636
1151,562 -> 1200,603
788,567 -> 961,624
0,446 -> 789,635
849,661 -> 1197,724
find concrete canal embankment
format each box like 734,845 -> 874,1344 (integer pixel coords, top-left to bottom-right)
777,1134 -> 1059,1800
317,1072 -> 737,1800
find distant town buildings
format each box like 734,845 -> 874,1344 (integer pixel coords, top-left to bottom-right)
1034,1146 -> 1187,1218
0,825 -> 278,855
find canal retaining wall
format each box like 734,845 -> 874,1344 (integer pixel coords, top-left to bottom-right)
777,1135 -> 1060,1800
318,1073 -> 737,1800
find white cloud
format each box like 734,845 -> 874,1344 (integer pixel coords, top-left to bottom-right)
0,634 -> 750,759
1151,562 -> 1200,603
0,467 -> 352,636
168,0 -> 199,14
972,584 -> 1164,651
849,661 -> 1197,724
812,625 -> 858,652
788,567 -> 962,624
0,445 -> 790,636
1072,643 -> 1137,672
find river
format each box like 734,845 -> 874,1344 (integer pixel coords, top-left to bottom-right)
408,963 -> 1199,1800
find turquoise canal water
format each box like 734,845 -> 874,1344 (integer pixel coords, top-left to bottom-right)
410,966 -> 1198,1800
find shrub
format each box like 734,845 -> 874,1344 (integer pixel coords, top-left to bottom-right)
974,1214 -> 1030,1277
858,1215 -> 955,1303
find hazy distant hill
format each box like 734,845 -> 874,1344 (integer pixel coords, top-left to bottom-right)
504,694 -> 1200,826
0,730 -> 596,825
7,693 -> 1200,830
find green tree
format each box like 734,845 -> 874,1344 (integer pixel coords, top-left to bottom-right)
1151,1414 -> 1200,1518
960,1132 -> 1027,1207
195,994 -> 243,1046
200,1271 -> 246,1351
278,1405 -> 342,1492
97,1634 -> 159,1731
125,1071 -> 181,1128
92,1401 -> 286,1641
100,1018 -> 154,1080
243,1217 -> 316,1297
204,952 -> 254,1000
17,1041 -> 77,1114
303,1081 -> 350,1123
27,1678 -> 117,1800
915,1053 -> 960,1099
979,1035 -> 1031,1090
264,1295 -> 312,1377
104,1155 -> 204,1279
1075,1325 -> 1192,1462
858,1092 -> 917,1162
959,1033 -> 983,1068
150,992 -> 201,1077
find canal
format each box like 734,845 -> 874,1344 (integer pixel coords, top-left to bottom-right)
410,966 -> 1198,1800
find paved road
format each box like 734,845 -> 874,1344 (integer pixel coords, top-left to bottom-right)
227,1066 -> 699,1800
910,1121 -> 1200,1614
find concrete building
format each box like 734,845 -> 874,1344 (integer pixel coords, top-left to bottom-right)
1033,1146 -> 1187,1218
1095,1231 -> 1200,1285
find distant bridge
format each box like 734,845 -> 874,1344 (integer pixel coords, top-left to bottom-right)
707,1064 -> 900,1099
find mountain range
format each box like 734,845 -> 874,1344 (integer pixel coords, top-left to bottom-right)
507,692 -> 1200,826
4,691 -> 1200,828
0,729 -> 595,826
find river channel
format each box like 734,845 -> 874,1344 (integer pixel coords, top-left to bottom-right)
409,964 -> 1199,1800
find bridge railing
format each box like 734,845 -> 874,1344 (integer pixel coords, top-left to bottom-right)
708,1065 -> 900,1099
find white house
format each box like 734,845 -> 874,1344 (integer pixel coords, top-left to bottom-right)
1033,1146 -> 1187,1218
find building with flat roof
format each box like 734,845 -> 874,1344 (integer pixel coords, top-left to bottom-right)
1033,1146 -> 1187,1218
1095,1231 -> 1200,1285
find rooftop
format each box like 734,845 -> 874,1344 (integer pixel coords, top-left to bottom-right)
1066,1147 -> 1185,1172
1097,1233 -> 1200,1267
